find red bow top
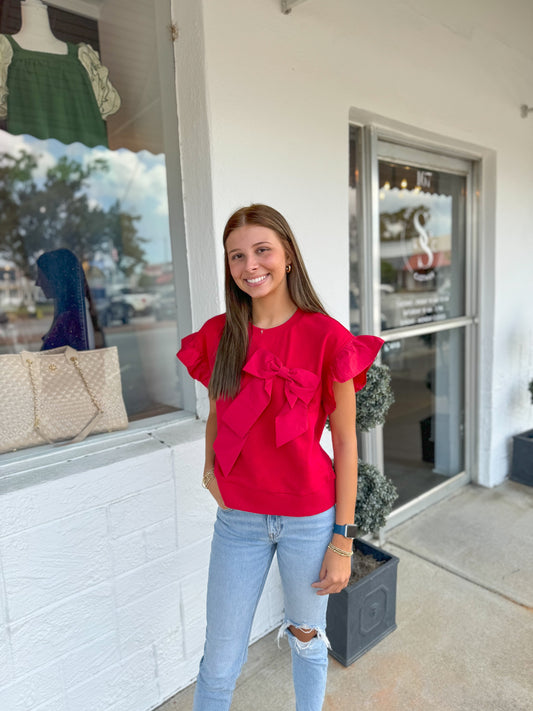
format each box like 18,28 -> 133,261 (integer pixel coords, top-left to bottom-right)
177,310 -> 384,516
214,348 -> 320,475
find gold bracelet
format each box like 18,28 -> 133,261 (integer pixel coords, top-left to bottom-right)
327,542 -> 354,558
202,468 -> 215,489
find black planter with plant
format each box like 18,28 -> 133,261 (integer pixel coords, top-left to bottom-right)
510,379 -> 533,487
326,364 -> 399,666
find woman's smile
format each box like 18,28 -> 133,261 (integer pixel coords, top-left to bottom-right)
245,274 -> 269,285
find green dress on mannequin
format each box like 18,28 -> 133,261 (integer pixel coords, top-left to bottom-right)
0,34 -> 119,147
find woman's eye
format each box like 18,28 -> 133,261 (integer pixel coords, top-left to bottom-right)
231,254 -> 242,261
257,248 -> 269,254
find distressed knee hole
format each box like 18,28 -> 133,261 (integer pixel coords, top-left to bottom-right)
277,621 -> 331,652
289,625 -> 316,642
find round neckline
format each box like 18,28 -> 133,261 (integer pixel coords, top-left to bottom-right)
6,33 -> 71,58
251,308 -> 303,333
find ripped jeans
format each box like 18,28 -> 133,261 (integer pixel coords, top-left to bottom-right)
193,505 -> 335,711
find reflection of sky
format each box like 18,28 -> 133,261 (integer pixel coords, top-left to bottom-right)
380,188 -> 452,238
0,132 -> 171,264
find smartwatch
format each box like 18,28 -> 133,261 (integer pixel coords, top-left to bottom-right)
333,523 -> 358,539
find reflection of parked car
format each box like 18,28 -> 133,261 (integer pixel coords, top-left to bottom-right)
112,288 -> 156,316
154,287 -> 177,321
95,297 -> 134,327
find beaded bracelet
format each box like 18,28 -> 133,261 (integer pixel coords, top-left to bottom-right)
202,468 -> 215,489
327,542 -> 354,558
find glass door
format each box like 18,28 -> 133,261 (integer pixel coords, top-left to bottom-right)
382,328 -> 465,508
350,127 -> 477,518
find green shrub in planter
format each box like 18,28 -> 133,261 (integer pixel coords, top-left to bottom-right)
326,363 -> 400,665
355,460 -> 398,535
327,363 -> 398,533
354,363 -> 398,534
356,363 -> 395,433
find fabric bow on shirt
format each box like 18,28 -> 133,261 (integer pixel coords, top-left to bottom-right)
214,348 -> 320,476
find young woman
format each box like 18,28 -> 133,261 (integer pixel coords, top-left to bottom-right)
178,204 -> 383,710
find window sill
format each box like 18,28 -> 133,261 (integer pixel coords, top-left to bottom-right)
0,412 -> 205,495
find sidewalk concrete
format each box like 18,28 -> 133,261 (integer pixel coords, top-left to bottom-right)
160,480 -> 533,710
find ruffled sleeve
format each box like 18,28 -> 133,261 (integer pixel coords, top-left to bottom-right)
0,35 -> 13,120
77,43 -> 121,119
177,331 -> 212,388
176,315 -> 225,389
324,335 -> 384,414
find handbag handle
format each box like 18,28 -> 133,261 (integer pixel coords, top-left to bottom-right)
24,351 -> 103,446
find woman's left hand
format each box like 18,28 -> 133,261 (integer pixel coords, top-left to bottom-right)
311,546 -> 352,595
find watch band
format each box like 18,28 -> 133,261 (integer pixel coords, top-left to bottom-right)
333,523 -> 358,538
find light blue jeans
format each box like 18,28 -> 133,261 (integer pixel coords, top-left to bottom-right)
193,505 -> 336,711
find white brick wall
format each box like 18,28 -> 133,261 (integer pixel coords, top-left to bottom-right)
0,664 -> 64,711
3,509 -> 112,619
0,422 -> 284,711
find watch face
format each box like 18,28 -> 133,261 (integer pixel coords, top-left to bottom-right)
334,524 -> 357,538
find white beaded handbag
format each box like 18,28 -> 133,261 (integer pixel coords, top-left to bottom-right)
0,346 -> 128,454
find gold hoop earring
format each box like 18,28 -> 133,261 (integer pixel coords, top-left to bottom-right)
286,264 -> 292,274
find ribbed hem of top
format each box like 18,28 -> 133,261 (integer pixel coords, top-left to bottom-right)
218,478 -> 336,517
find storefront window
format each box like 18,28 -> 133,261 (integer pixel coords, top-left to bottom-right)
378,161 -> 466,330
0,0 -> 184,421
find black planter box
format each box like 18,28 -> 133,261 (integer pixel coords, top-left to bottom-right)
326,539 -> 399,666
510,429 -> 533,486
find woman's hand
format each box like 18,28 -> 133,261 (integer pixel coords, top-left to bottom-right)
203,398 -> 230,509
311,543 -> 352,595
205,475 -> 231,510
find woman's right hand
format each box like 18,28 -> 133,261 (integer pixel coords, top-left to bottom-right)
206,476 -> 231,510
204,399 -> 229,509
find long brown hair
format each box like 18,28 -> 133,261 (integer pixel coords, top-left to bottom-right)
209,204 -> 327,400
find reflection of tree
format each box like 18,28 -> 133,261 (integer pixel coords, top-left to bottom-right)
381,260 -> 396,285
0,150 -> 147,276
100,201 -> 147,278
380,206 -> 430,241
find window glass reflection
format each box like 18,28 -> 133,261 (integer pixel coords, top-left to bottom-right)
0,0 -> 182,420
382,329 -> 465,508
379,161 -> 466,330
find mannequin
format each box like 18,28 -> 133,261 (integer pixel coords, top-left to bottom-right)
0,0 -> 121,146
36,249 -> 103,351
13,0 -> 68,55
